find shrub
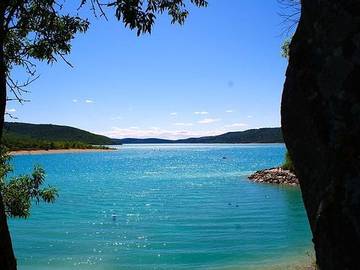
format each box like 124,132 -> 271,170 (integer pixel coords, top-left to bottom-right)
282,151 -> 295,172
0,147 -> 58,218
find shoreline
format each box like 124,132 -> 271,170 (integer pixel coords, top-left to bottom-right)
10,148 -> 117,156
248,167 -> 299,186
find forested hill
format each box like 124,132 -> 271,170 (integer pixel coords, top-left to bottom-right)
2,123 -> 283,149
121,128 -> 284,144
3,122 -> 115,144
176,128 -> 283,144
2,122 -> 121,150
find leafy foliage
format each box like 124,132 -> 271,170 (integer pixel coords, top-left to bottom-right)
1,1 -> 89,103
4,2 -> 89,67
282,151 -> 295,172
82,0 -> 208,35
0,147 -> 58,218
1,0 -> 208,104
281,37 -> 291,59
0,0 -> 208,265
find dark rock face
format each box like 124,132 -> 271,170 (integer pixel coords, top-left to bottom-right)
281,1 -> 360,269
249,168 -> 299,186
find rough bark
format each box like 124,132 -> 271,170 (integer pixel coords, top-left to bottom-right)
0,35 -> 16,269
282,1 -> 360,269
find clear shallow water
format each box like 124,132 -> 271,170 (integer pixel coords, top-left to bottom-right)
9,144 -> 313,270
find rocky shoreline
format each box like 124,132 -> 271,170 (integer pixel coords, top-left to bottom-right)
248,167 -> 299,186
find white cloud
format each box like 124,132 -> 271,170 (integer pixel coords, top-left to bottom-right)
225,123 -> 247,128
225,110 -> 234,113
85,99 -> 94,103
247,115 -> 253,118
174,122 -> 193,126
6,108 -> 16,113
198,118 -> 220,124
102,127 -> 225,140
194,111 -> 209,115
170,112 -> 177,116
72,99 -> 78,103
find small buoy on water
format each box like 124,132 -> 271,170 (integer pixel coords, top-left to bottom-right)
112,214 -> 117,221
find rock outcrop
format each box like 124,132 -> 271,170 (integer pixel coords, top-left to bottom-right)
281,1 -> 360,269
248,167 -> 299,186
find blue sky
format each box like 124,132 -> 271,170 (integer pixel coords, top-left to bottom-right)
6,1 -> 289,139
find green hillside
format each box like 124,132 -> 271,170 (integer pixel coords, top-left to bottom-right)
1,122 -> 283,150
4,122 -> 113,144
120,128 -> 283,144
176,128 -> 283,144
2,122 -> 119,151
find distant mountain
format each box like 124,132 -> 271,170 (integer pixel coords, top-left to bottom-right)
120,128 -> 283,144
4,122 -> 117,145
2,122 -> 283,151
177,128 -> 283,143
2,122 -> 122,150
120,138 -> 173,144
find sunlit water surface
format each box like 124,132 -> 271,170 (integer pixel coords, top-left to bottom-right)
9,144 -> 312,270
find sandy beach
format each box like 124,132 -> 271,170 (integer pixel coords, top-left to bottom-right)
10,148 -> 117,156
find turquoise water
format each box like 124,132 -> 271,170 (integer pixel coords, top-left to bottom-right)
9,144 -> 313,270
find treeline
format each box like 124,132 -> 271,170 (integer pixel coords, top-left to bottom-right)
121,128 -> 284,144
2,133 -> 109,151
1,122 -> 118,151
3,122 -> 119,145
177,128 -> 284,144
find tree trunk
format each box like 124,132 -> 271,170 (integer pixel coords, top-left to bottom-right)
282,1 -> 360,269
0,40 -> 16,269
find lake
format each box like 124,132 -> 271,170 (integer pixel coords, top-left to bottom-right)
9,144 -> 313,270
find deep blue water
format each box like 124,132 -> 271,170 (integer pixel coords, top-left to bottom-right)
9,144 -> 313,270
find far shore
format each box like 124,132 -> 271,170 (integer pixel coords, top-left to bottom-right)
10,148 -> 117,156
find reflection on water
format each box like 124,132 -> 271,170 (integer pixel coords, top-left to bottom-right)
9,144 -> 312,270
